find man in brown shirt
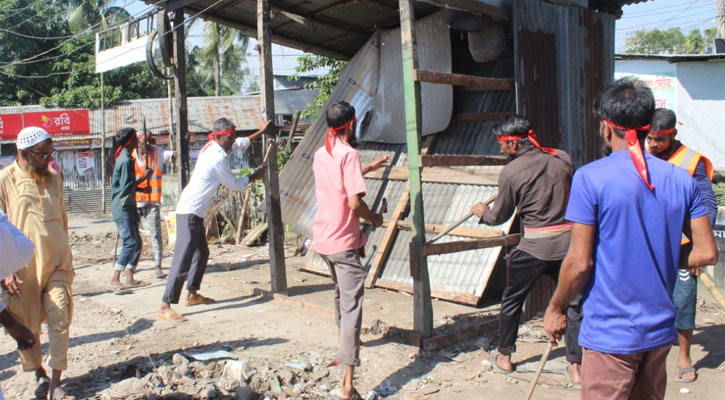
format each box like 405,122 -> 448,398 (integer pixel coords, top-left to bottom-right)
471,115 -> 582,383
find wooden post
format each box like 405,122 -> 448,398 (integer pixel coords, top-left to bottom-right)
100,72 -> 107,213
259,0 -> 288,293
172,8 -> 190,190
399,0 -> 432,338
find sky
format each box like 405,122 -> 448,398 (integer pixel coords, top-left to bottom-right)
120,0 -> 722,79
616,0 -> 720,52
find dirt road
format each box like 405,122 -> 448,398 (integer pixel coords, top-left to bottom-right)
1,215 -> 724,399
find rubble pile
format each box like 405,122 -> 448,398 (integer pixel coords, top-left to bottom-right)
99,351 -> 351,400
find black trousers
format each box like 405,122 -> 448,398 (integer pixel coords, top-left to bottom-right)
162,213 -> 209,304
498,248 -> 583,364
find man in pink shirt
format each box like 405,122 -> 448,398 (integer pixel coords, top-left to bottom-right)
313,101 -> 388,400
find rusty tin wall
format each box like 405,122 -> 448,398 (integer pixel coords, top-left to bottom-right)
513,0 -> 615,167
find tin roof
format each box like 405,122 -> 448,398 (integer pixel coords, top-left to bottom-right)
615,53 -> 725,63
0,95 -> 263,143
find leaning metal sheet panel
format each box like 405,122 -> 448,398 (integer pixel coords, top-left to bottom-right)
378,183 -> 515,305
365,10 -> 453,143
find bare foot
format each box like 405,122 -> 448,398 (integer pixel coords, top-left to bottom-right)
568,363 -> 582,384
496,353 -> 514,372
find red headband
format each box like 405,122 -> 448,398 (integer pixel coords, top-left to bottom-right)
497,130 -> 557,156
207,128 -> 235,140
115,132 -> 137,160
648,127 -> 676,136
602,119 -> 654,191
325,116 -> 357,155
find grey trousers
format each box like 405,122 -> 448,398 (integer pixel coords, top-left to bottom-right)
162,214 -> 209,304
138,203 -> 163,266
320,248 -> 366,366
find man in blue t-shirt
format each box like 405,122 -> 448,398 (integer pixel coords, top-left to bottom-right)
543,78 -> 718,399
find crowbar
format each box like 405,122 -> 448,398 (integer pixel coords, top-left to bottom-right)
426,193 -> 497,244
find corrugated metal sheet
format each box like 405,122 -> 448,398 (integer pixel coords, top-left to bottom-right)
513,0 -> 615,167
63,187 -> 111,214
287,22 -> 518,304
0,95 -> 263,138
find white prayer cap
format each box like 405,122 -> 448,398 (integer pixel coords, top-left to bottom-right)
16,126 -> 51,150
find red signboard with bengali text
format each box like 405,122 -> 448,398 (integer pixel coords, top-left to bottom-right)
0,114 -> 24,140
0,110 -> 90,140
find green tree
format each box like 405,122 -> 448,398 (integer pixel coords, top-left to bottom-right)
200,21 -> 249,96
67,0 -> 129,33
291,55 -> 347,119
625,27 -> 717,55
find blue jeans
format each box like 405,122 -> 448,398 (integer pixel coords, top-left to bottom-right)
673,270 -> 697,330
115,218 -> 142,271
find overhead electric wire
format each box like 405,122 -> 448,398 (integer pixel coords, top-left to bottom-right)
622,0 -> 712,17
616,8 -> 720,32
0,27 -> 78,41
2,0 -> 233,79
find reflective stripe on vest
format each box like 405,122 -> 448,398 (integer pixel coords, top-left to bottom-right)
133,148 -> 163,204
668,145 -> 714,181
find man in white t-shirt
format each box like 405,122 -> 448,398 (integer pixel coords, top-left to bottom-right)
157,118 -> 268,322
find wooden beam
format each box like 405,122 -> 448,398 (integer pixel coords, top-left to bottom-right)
451,112 -> 514,122
420,155 -> 508,167
419,0 -> 510,21
400,0 -> 433,340
423,234 -> 521,256
375,278 -> 481,306
365,136 -> 435,289
415,69 -> 514,91
271,2 -> 371,37
395,220 -> 504,239
172,8 -> 190,189
364,166 -> 500,186
259,0 -> 288,294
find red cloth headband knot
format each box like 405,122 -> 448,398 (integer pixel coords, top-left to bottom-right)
602,119 -> 654,191
325,116 -> 357,155
496,129 -> 557,156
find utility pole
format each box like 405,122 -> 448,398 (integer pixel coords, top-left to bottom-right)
172,9 -> 190,190
718,0 -> 725,39
100,73 -> 107,213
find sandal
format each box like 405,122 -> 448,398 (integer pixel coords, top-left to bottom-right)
49,386 -> 76,400
107,283 -> 131,294
184,294 -> 215,306
125,280 -> 150,288
335,389 -> 363,400
154,267 -> 166,278
673,366 -> 697,383
489,354 -> 515,375
34,376 -> 49,399
157,308 -> 187,323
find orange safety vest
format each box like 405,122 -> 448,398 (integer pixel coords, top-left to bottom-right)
667,145 -> 714,245
668,145 -> 714,181
133,148 -> 163,204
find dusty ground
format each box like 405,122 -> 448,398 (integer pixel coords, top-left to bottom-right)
1,214 -> 725,399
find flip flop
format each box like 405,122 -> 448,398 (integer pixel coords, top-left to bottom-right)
157,308 -> 187,323
489,354 -> 515,375
154,267 -> 166,278
184,294 -> 215,306
49,386 -> 76,400
34,376 -> 49,399
673,366 -> 697,383
335,389 -> 363,400
565,365 -> 582,389
107,283 -> 131,294
125,280 -> 150,288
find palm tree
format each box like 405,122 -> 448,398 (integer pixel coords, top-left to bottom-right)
201,21 -> 249,96
67,0 -> 130,33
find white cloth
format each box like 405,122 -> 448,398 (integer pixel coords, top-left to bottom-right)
16,127 -> 51,149
175,140 -> 250,218
0,210 -> 35,281
233,137 -> 251,153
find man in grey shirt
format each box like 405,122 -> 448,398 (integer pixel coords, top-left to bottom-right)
471,115 -> 582,384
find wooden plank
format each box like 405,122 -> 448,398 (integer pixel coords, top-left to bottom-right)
415,69 -> 514,91
424,234 -> 521,256
252,288 -> 335,319
259,0 -> 287,294
400,0 -> 433,339
395,220 -> 503,239
365,166 -> 499,186
451,112 -> 514,122
172,8 -> 190,189
420,155 -> 508,167
364,136 -> 435,289
421,0 -> 510,21
375,278 -> 481,306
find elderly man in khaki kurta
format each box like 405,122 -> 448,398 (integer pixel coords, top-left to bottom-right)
0,127 -> 75,400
